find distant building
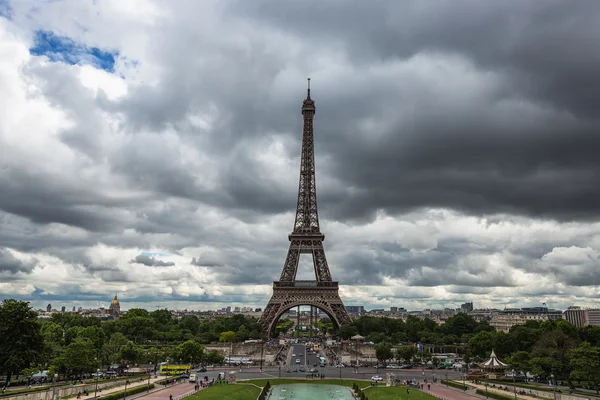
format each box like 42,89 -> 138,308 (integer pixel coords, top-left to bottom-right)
491,307 -> 562,332
61,306 -> 65,312
72,306 -> 76,312
460,302 -> 474,313
346,306 -> 365,316
46,304 -> 52,312
564,306 -> 600,328
109,294 -> 121,315
390,307 -> 398,313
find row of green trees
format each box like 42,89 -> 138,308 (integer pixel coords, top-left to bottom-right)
0,300 -> 262,383
351,314 -> 600,391
3,299 -> 599,391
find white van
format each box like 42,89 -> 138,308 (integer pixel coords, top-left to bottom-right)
188,374 -> 198,383
296,359 -> 300,364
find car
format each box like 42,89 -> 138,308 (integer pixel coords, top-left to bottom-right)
292,354 -> 296,356
336,364 -> 345,368
296,359 -> 300,364
196,367 -> 207,373
371,376 -> 383,382
309,368 -> 318,373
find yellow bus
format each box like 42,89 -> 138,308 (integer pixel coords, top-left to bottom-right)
313,344 -> 319,352
159,364 -> 190,375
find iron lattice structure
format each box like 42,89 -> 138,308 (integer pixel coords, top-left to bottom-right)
261,80 -> 352,337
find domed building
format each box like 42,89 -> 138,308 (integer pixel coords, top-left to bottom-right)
109,294 -> 121,316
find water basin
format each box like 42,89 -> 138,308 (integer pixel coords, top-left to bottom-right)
267,384 -> 355,400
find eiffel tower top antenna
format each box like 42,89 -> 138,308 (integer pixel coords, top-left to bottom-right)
307,77 -> 310,98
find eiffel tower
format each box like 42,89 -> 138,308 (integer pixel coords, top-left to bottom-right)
260,79 -> 352,338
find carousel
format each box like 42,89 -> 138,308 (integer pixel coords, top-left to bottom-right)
481,349 -> 508,379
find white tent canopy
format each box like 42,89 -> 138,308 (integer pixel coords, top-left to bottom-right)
482,350 -> 508,369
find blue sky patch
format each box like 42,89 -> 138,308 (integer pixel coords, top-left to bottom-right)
0,0 -> 12,19
29,30 -> 119,72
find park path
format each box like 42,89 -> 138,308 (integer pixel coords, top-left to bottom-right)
426,382 -> 486,400
465,381 -> 542,400
89,377 -> 164,398
134,381 -> 198,400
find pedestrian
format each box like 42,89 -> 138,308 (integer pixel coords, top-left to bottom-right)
169,395 -> 172,400
406,387 -> 410,394
428,384 -> 430,390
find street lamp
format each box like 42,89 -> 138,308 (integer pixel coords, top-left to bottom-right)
147,366 -> 152,394
512,369 -> 517,400
94,369 -> 100,400
550,374 -> 557,400
51,374 -> 58,400
122,377 -> 128,400
463,373 -> 466,391
485,373 -> 488,399
445,372 -> 448,387
260,340 -> 264,373
278,366 -> 281,378
339,366 -> 342,380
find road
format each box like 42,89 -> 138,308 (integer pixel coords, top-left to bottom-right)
194,364 -> 466,382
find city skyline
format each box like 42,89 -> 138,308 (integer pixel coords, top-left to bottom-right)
1,1 -> 600,312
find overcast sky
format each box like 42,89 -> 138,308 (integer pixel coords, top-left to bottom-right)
1,0 -> 600,312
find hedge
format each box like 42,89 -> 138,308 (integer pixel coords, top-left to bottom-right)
98,384 -> 155,400
476,388 -> 520,400
440,380 -> 471,390
257,381 -> 270,400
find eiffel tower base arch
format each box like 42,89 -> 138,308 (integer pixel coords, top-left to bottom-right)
261,283 -> 352,338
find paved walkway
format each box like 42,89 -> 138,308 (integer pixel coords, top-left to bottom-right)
424,383 -> 485,400
465,381 -> 542,400
92,377 -> 163,399
134,382 -> 197,400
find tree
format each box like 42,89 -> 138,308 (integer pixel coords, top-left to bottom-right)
55,338 -> 98,376
0,300 -> 45,383
120,341 -> 143,364
40,321 -> 64,347
443,313 -> 478,338
395,345 -> 417,363
569,342 -> 600,394
468,331 -> 495,359
172,340 -> 205,365
102,332 -> 129,366
219,331 -> 236,343
205,350 -> 225,365
375,342 -> 393,363
508,351 -> 531,374
530,329 -> 577,379
179,316 -> 200,335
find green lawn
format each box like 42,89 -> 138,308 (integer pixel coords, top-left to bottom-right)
188,379 -> 438,400
186,383 -> 261,400
363,386 -> 437,400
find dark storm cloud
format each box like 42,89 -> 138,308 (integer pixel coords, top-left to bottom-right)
193,0 -> 600,223
131,254 -> 175,267
0,248 -> 36,274
0,167 -> 133,232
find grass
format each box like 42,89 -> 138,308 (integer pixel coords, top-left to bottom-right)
187,379 -> 439,400
363,386 -> 438,400
186,383 -> 261,400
